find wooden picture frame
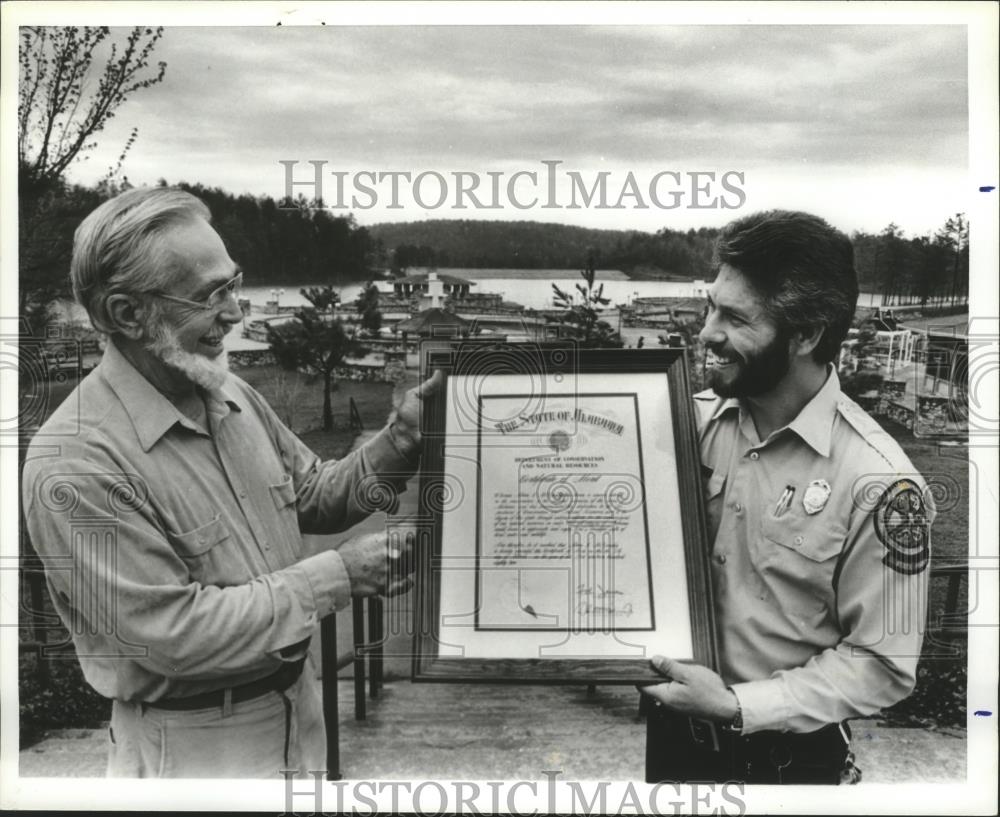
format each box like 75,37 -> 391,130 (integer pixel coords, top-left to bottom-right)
413,343 -> 717,684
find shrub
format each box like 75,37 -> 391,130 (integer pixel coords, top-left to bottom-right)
840,320 -> 884,400
19,651 -> 111,749
882,652 -> 966,729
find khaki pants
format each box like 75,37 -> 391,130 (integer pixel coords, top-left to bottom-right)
107,660 -> 326,778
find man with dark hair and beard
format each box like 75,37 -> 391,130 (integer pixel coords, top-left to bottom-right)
640,211 -> 933,784
22,187 -> 441,778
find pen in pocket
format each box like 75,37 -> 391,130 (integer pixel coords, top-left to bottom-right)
774,485 -> 795,517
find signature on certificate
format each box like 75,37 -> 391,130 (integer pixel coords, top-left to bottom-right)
574,583 -> 634,617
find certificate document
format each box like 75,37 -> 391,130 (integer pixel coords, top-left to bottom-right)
475,393 -> 654,632
429,365 -> 699,669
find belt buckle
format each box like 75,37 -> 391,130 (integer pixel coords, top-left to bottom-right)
688,717 -> 720,752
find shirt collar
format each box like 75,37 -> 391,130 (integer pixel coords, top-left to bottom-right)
708,366 -> 841,457
99,340 -> 242,452
710,395 -> 741,423
783,368 -> 841,457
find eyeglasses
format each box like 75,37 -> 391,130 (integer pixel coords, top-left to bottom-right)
151,272 -> 243,311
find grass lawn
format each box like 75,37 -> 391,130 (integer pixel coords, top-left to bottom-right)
235,364 -> 398,458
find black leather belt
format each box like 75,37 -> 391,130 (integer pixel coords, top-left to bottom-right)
146,658 -> 306,712
645,702 -> 854,784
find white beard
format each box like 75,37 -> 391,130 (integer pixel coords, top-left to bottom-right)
147,319 -> 229,392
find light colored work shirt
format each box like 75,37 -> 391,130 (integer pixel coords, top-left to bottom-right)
695,368 -> 932,734
22,340 -> 417,702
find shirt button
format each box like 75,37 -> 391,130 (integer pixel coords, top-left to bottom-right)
734,503 -> 742,513
794,535 -> 803,545
749,452 -> 759,461
716,554 -> 727,565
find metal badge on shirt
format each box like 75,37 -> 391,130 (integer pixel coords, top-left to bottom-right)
802,479 -> 832,515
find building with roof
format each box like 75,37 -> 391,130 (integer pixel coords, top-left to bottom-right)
391,271 -> 475,308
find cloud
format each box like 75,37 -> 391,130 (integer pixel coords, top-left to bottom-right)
61,24 -> 969,231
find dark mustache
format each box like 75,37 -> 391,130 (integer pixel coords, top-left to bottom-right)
706,345 -> 741,361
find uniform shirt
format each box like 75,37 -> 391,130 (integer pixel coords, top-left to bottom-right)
695,368 -> 932,734
22,340 -> 417,703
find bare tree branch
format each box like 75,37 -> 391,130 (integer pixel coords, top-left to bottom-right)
18,26 -> 166,188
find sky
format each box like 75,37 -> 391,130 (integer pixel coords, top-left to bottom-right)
17,17 -> 978,236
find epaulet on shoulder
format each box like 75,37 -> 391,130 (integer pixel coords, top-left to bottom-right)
837,394 -> 882,436
693,388 -> 720,431
836,394 -> 914,473
836,394 -> 883,435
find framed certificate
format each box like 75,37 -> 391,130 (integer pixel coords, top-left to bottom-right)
413,344 -> 717,684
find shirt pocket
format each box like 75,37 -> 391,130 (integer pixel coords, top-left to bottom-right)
761,511 -> 846,562
269,473 -> 302,559
167,515 -> 245,586
269,473 -> 297,511
756,511 -> 846,619
169,515 -> 231,559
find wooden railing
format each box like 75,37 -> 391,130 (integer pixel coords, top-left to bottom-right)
927,563 -> 968,644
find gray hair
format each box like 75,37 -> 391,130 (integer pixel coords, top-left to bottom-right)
70,187 -> 211,334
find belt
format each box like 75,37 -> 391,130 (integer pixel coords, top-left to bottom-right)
683,714 -> 849,757
645,704 -> 855,784
146,658 -> 306,712
743,721 -> 850,754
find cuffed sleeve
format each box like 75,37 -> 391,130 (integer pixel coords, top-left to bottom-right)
729,679 -> 790,734
387,421 -> 422,464
297,548 -> 352,617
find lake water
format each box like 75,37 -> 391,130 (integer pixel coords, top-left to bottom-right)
243,278 -> 707,312
244,273 -> 885,311
53,272 -> 884,324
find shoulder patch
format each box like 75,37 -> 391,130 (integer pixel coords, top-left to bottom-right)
874,479 -> 930,575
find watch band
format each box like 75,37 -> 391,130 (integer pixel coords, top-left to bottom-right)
723,687 -> 743,734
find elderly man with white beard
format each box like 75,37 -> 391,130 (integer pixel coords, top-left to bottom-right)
22,187 -> 440,778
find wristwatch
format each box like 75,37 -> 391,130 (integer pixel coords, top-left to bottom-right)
722,687 -> 743,734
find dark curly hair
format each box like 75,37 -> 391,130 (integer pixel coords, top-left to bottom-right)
713,210 -> 858,364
